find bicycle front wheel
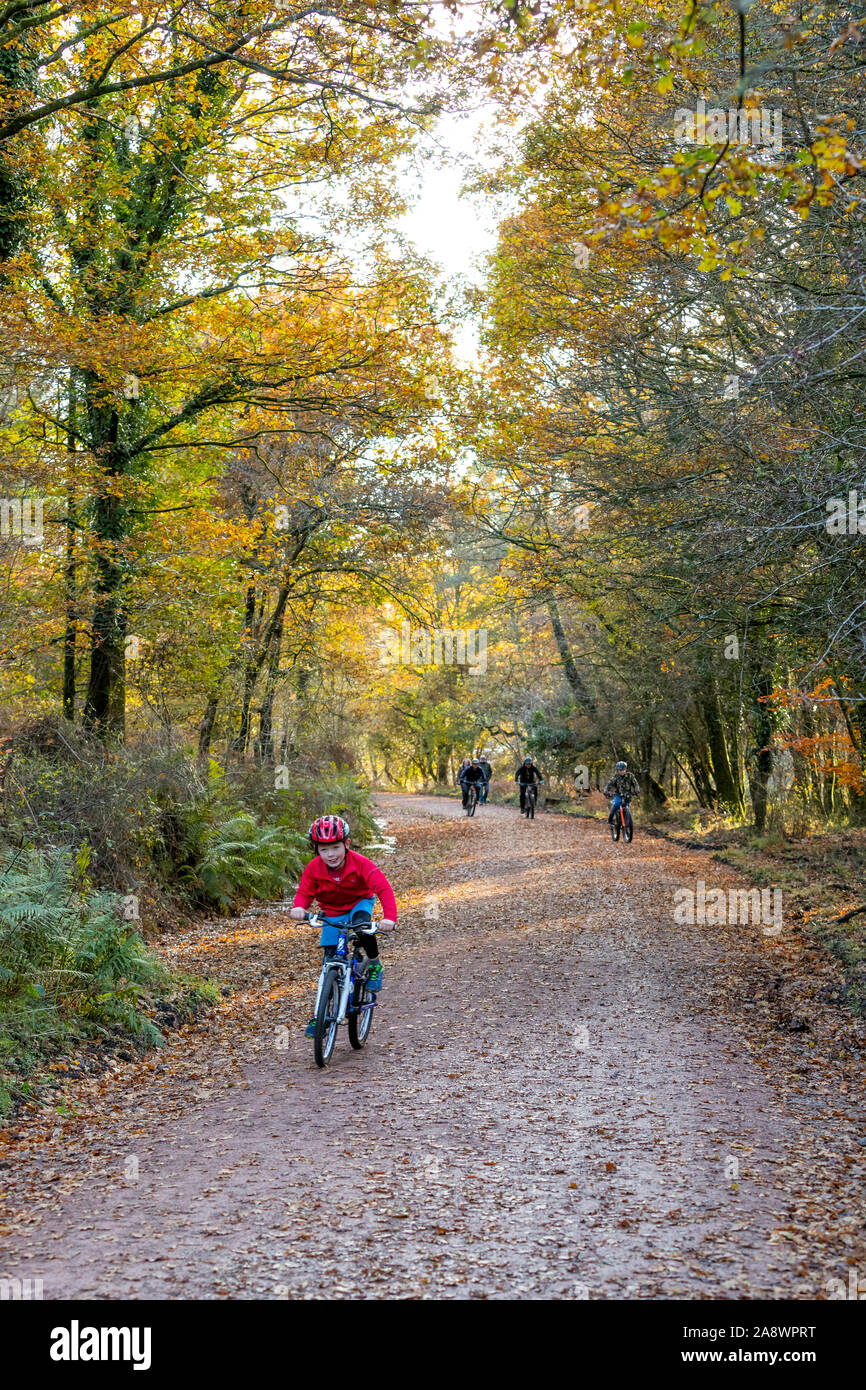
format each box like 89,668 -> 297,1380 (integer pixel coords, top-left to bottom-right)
623,810 -> 634,843
467,788 -> 478,816
314,971 -> 341,1068
610,816 -> 620,842
528,791 -> 535,819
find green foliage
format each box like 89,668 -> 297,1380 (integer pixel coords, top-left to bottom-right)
182,772 -> 378,912
187,813 -> 309,914
232,765 -> 379,849
0,844 -> 168,1116
1,729 -> 378,908
526,708 -> 587,779
315,774 -> 380,850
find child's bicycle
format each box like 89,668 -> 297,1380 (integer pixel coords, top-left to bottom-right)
609,796 -> 634,843
303,911 -> 385,1068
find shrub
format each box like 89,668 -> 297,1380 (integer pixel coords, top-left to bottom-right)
0,843 -> 168,1115
185,813 -> 309,913
0,725 -> 206,894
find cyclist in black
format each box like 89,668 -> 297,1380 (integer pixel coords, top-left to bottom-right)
458,757 -> 485,809
514,756 -> 543,812
479,757 -> 492,803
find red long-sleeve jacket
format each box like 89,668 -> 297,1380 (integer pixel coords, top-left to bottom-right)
292,849 -> 397,921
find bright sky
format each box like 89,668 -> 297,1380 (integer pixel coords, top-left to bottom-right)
396,107 -> 504,362
401,1 -> 503,281
398,114 -> 498,277
283,96 -> 509,366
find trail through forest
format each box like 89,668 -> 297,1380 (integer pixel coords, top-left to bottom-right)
2,796 -> 865,1299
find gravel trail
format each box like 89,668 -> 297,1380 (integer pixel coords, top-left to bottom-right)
2,794 -> 864,1299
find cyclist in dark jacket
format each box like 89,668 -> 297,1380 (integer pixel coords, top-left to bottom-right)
458,758 -> 485,808
514,757 -> 543,812
479,758 -> 492,803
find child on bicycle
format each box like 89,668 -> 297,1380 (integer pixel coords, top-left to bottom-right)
290,815 -> 396,1038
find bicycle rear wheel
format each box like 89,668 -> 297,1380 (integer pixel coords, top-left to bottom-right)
314,971 -> 340,1068
348,981 -> 374,1049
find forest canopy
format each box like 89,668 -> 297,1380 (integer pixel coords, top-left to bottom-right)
0,0 -> 863,835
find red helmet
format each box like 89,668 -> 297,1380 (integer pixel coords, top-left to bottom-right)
308,814 -> 350,847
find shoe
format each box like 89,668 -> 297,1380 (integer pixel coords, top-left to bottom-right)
304,1017 -> 317,1037
366,961 -> 383,993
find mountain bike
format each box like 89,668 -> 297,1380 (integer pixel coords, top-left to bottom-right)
609,796 -> 634,843
522,782 -> 538,819
304,911 -> 381,1068
465,782 -> 479,816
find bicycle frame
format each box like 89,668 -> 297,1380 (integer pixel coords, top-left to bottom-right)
608,795 -> 633,842
309,913 -> 377,1027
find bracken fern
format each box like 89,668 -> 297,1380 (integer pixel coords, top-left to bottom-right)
0,844 -> 167,1114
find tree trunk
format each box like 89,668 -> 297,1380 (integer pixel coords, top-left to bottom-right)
82,422 -> 127,739
748,670 -> 774,833
0,39 -> 31,264
230,582 -> 260,757
682,722 -> 716,808
699,688 -> 743,814
637,724 -> 667,808
198,693 -> 220,760
257,612 -> 284,764
838,694 -> 866,825
547,597 -> 598,717
62,421 -> 77,723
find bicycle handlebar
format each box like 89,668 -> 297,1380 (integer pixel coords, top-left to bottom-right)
301,910 -> 377,933
300,910 -> 395,933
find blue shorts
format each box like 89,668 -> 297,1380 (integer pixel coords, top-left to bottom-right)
317,897 -> 375,947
